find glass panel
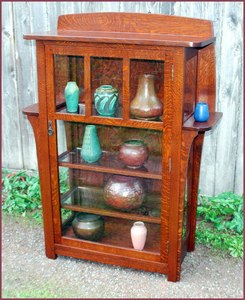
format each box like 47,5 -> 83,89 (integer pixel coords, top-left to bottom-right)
56,120 -> 163,252
91,57 -> 123,118
57,121 -> 162,178
54,55 -> 85,114
130,59 -> 164,121
59,166 -> 161,253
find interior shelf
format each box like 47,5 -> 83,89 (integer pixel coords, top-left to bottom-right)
59,148 -> 162,180
62,216 -> 161,254
61,186 -> 161,224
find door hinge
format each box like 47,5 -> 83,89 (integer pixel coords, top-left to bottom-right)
171,64 -> 174,81
48,120 -> 54,136
169,157 -> 172,173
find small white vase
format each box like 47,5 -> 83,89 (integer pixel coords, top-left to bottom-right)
130,221 -> 147,251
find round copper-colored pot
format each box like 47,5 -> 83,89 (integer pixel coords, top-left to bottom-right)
119,139 -> 148,169
72,213 -> 105,241
104,175 -> 145,211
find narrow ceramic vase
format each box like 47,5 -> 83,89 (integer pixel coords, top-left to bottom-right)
65,81 -> 79,113
81,125 -> 102,163
130,221 -> 147,250
130,74 -> 163,120
194,102 -> 209,122
94,85 -> 118,117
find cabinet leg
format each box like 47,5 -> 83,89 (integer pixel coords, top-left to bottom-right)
187,132 -> 204,252
28,115 -> 57,260
167,131 -> 198,282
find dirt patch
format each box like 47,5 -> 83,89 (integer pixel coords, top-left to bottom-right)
2,214 -> 243,298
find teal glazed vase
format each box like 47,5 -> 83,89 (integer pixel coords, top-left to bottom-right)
65,81 -> 79,113
94,85 -> 118,117
81,125 -> 102,163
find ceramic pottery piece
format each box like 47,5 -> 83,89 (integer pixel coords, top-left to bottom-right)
104,175 -> 145,211
119,139 -> 148,169
65,81 -> 79,113
81,125 -> 102,163
130,74 -> 163,120
94,85 -> 118,116
194,102 -> 210,122
72,213 -> 105,241
130,221 -> 147,251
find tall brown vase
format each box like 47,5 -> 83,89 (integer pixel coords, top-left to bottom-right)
130,74 -> 163,120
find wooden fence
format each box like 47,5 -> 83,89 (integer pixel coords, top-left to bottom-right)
2,2 -> 243,196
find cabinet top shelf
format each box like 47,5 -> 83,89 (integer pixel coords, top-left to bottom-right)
23,12 -> 215,48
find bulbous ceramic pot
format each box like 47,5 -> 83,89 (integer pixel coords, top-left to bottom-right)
130,74 -> 163,120
94,85 -> 118,117
119,140 -> 148,169
104,175 -> 145,211
72,213 -> 105,241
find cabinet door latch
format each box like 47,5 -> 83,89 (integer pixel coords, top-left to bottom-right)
48,120 -> 54,136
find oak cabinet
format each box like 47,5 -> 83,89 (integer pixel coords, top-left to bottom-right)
23,13 -> 222,282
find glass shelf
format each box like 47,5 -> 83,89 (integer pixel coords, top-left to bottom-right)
61,185 -> 161,224
62,216 -> 161,254
59,148 -> 162,180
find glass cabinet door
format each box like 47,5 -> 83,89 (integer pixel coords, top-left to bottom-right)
49,47 -> 169,257
57,122 -> 163,254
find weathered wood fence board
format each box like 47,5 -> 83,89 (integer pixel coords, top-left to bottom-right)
2,2 -> 243,196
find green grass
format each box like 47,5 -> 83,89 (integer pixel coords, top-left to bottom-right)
2,169 -> 243,258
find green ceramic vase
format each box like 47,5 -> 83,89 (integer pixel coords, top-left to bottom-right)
94,85 -> 118,117
65,81 -> 79,113
81,125 -> 102,163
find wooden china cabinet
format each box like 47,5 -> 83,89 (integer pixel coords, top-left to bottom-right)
23,13 -> 222,282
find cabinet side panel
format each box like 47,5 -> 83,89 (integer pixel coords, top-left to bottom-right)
196,44 -> 216,111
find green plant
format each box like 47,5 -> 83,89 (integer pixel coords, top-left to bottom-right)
2,169 -> 69,221
2,170 -> 42,216
196,192 -> 243,258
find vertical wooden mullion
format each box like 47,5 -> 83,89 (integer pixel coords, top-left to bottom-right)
48,119 -> 62,243
167,48 -> 186,282
84,55 -> 91,116
35,41 -> 56,258
45,46 -> 55,116
161,58 -> 173,264
123,58 -> 130,120
44,44 -> 63,244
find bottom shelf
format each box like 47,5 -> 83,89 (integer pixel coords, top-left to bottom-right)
62,216 -> 161,254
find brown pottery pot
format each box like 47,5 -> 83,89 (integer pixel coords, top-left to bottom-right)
119,139 -> 148,169
72,213 -> 105,241
104,175 -> 145,211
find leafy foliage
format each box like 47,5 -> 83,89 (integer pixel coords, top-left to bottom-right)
2,169 -> 69,221
197,192 -> 243,233
196,192 -> 243,258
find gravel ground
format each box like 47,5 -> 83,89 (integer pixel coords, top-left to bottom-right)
2,214 -> 243,299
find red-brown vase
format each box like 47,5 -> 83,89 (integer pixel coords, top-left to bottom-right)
130,74 -> 163,120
